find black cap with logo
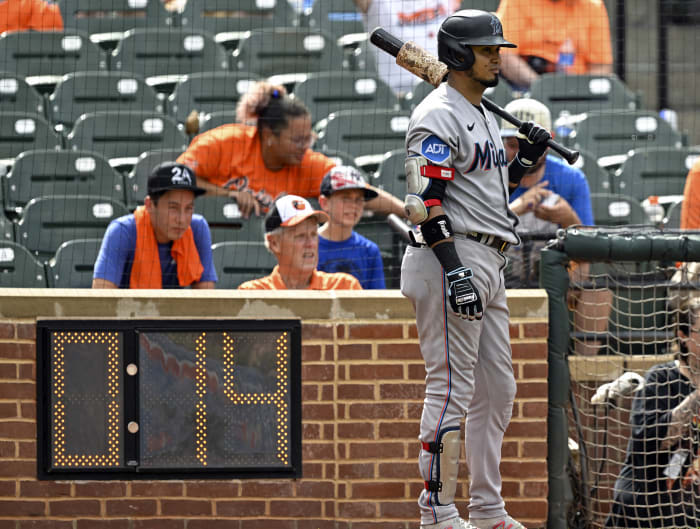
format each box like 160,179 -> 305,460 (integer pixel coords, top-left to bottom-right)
147,161 -> 206,197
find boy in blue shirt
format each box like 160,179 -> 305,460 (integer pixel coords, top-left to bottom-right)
317,166 -> 386,289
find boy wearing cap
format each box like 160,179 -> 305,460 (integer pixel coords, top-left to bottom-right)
92,162 -> 217,289
317,166 -> 385,290
238,194 -> 362,290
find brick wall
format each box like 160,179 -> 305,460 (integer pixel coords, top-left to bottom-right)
0,290 -> 548,529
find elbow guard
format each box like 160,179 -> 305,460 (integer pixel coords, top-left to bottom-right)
404,155 -> 454,224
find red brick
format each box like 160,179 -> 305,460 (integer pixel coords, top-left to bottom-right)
20,481 -> 71,497
186,481 -> 239,498
500,461 -> 547,478
0,421 -> 34,438
302,323 -> 333,340
407,364 -> 426,381
302,364 -> 334,382
295,481 -> 335,498
239,481 -> 294,498
216,521 -> 294,529
337,384 -> 374,400
349,442 -> 407,460
302,462 -> 323,478
407,324 -> 418,339
511,342 -> 547,360
406,403 -> 423,419
0,440 -> 14,458
0,343 -> 33,360
376,343 -> 421,360
349,403 -> 404,420
338,422 -> 374,439
349,523 -> 406,529
133,521 -> 185,529
186,522 -> 240,529
523,362 -> 548,379
300,521 -> 338,529
509,323 -> 520,339
0,481 -> 15,496
522,480 -> 548,497
130,481 -> 183,497
378,421 -> 420,439
321,384 -> 334,401
49,499 -> 101,516
0,324 -> 14,339
523,323 -> 548,338
302,403 -> 334,420
161,499 -> 211,516
379,500 -> 419,518
501,441 -> 519,458
19,521 -> 73,529
338,501 -> 377,518
379,383 -> 424,400
501,480 -> 520,497
0,460 -> 34,477
378,462 -> 417,479
0,403 -> 16,418
302,344 -> 322,362
0,500 -> 44,516
349,364 -> 403,380
216,500 -> 266,516
522,401 -> 548,418
302,442 -> 334,460
348,324 -> 403,340
303,422 -> 321,439
505,420 -> 546,438
351,482 -> 405,499
17,364 -> 34,380
338,463 -> 374,479
515,382 -> 548,399
301,383 -> 319,401
523,441 -> 548,458
105,499 -> 157,516
19,403 -> 35,420
76,520 -> 130,529
505,499 -> 548,519
17,441 -> 35,459
0,365 -> 16,379
269,499 -> 322,517
0,382 -> 34,399
74,482 -> 126,497
337,344 -> 372,361
16,325 -> 36,341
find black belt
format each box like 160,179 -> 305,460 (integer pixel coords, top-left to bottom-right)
464,231 -> 511,252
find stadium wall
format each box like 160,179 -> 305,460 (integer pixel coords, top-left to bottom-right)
0,289 -> 548,528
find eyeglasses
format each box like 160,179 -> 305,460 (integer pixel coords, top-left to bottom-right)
283,132 -> 317,149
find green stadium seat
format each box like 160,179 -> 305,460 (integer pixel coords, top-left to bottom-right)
0,241 -> 47,287
198,110 -> 238,134
402,80 -> 513,111
4,149 -> 124,216
292,71 -> 399,124
354,216 -> 402,288
663,199 -> 682,230
0,73 -> 45,116
197,196 -> 265,244
211,241 -> 277,289
590,193 -> 650,226
46,238 -> 103,288
0,210 -> 13,241
0,111 -> 62,161
124,148 -> 185,209
49,72 -> 161,131
167,71 -> 260,125
372,148 -> 406,198
306,0 -> 364,39
15,195 -> 128,262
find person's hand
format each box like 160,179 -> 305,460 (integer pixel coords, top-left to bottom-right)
534,196 -> 579,228
445,267 -> 483,320
663,389 -> 700,449
513,181 -> 551,214
229,189 -> 261,218
516,121 -> 551,166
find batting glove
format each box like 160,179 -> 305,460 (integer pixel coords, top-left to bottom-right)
445,267 -> 483,320
516,121 -> 551,167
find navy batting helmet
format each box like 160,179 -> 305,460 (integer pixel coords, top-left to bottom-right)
437,10 -> 516,71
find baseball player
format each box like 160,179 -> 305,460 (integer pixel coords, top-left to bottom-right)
399,10 -> 551,529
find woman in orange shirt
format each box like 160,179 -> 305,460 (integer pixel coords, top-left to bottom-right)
1,0 -> 63,33
177,81 -> 404,219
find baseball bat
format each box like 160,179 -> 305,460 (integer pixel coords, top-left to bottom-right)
369,27 -> 580,165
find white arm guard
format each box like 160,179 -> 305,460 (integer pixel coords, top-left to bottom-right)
404,156 -> 432,224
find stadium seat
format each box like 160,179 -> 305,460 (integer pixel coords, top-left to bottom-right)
529,73 -> 640,119
663,199 -> 682,230
4,149 -> 124,216
65,111 -> 188,165
306,0 -> 364,40
590,193 -> 650,226
167,71 -> 260,125
402,80 -> 513,111
0,210 -> 13,241
0,241 -> 47,287
372,148 -> 406,198
48,72 -> 161,131
125,148 -> 185,209
111,28 -> 230,87
291,71 -> 400,124
211,241 -> 277,289
0,73 -> 45,117
232,27 -> 346,78
181,0 -> 298,48
0,31 -> 107,90
0,111 -> 62,161
197,110 -> 238,134
197,196 -> 265,244
569,109 -> 684,159
314,108 -> 410,159
613,146 -> 700,201
15,195 -> 128,262
46,238 -> 102,288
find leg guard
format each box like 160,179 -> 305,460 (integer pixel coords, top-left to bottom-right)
422,426 -> 461,506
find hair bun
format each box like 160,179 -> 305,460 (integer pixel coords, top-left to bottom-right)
236,81 -> 288,126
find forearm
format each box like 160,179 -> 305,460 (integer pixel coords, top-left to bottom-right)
198,178 -> 229,196
92,278 -> 118,289
366,188 -> 407,218
193,281 -> 215,289
500,53 -> 539,88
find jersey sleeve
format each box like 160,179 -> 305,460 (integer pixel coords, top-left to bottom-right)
93,219 -> 134,286
191,215 -> 217,283
406,110 -> 458,168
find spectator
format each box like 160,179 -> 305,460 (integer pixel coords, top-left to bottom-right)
177,81 -> 405,219
681,157 -> 700,230
605,299 -> 700,528
1,0 -> 63,32
496,0 -> 613,89
92,162 -> 216,289
317,165 -> 385,289
353,0 -> 459,95
238,194 -> 362,290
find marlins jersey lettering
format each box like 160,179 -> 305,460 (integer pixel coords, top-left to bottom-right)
406,83 -> 519,245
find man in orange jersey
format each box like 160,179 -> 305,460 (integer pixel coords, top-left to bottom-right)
1,0 -> 63,32
238,194 -> 362,290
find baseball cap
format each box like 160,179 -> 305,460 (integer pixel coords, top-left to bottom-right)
147,161 -> 206,196
264,194 -> 329,233
320,165 -> 379,200
500,98 -> 552,138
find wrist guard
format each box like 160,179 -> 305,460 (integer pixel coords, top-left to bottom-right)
421,214 -> 453,247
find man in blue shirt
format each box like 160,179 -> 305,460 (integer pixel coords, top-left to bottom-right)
92,161 -> 217,289
317,165 -> 386,289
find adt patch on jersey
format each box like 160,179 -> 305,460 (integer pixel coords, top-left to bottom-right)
421,135 -> 450,164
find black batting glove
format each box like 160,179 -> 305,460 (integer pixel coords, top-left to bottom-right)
445,267 -> 483,321
516,121 -> 551,167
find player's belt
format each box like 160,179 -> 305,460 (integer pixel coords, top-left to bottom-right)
463,231 -> 511,252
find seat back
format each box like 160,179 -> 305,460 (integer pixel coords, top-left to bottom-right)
0,73 -> 45,116
529,73 -> 639,119
197,196 -> 265,243
0,111 -> 62,159
315,109 -> 410,158
16,195 -> 129,261
664,199 -> 683,230
0,241 -> 47,287
66,111 -> 188,161
197,110 -> 239,134
111,28 -> 230,79
232,27 -> 345,77
46,238 -> 103,288
0,211 -> 13,241
49,71 -> 161,130
571,110 -> 684,158
181,0 -> 297,38
60,0 -> 176,36
211,241 -> 277,289
292,71 -> 399,124
373,148 -> 406,198
167,71 -> 259,125
590,193 -> 650,226
403,80 -> 513,111
0,31 -> 107,79
613,147 -> 700,200
125,148 -> 185,209
306,0 -> 364,39
4,149 -> 124,215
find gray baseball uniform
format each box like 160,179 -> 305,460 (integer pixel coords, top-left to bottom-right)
400,82 -> 519,525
